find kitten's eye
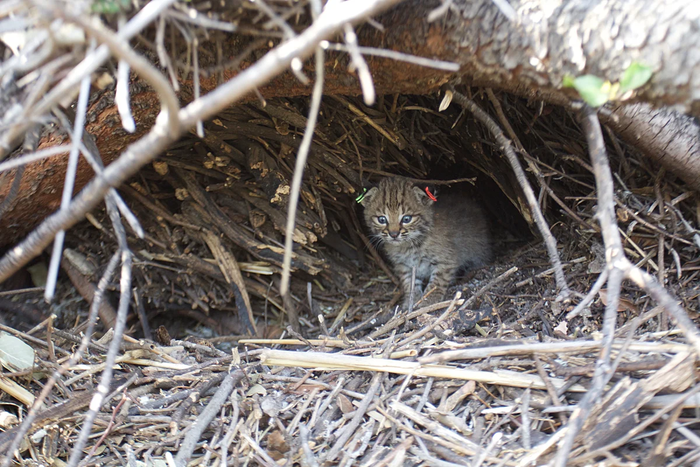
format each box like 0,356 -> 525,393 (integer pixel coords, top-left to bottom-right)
401,215 -> 413,224
377,216 -> 388,225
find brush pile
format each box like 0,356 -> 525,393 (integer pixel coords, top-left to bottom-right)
1,90 -> 699,465
1,0 -> 700,464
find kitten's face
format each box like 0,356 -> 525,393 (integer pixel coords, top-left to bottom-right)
361,178 -> 435,246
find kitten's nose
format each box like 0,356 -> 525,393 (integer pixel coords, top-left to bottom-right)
388,229 -> 400,238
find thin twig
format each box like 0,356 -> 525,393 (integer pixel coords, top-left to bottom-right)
628,267 -> 700,353
218,393 -> 240,466
52,111 -> 144,239
357,168 -> 475,186
553,105 -> 625,467
447,86 -> 570,299
325,367 -> 385,461
192,36 -> 204,138
174,370 -> 244,466
280,47 -> 324,299
398,292 -> 461,347
66,197 -> 133,467
44,71 -> 92,302
0,252 -> 121,467
398,266 -> 517,347
566,268 -> 609,319
586,105 -> 700,354
165,9 -> 238,32
554,267 -> 621,467
321,42 -> 460,71
554,105 -> 700,465
0,145 -> 71,174
343,23 -> 375,105
0,0 -> 179,160
155,15 -> 179,90
56,6 -> 180,135
300,424 -> 320,467
116,17 -> 136,134
249,0 -> 296,39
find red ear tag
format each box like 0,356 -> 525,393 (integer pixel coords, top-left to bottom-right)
425,187 -> 437,201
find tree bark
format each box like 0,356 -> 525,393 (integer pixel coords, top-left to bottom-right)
1,0 -> 699,245
605,103 -> 700,189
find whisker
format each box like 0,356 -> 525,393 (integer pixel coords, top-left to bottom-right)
367,234 -> 385,249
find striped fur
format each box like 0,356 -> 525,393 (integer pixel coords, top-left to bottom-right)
362,177 -> 491,307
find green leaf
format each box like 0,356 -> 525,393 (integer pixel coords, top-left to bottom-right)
562,75 -> 576,88
26,262 -> 47,288
619,62 -> 653,94
91,0 -> 131,14
572,75 -> 610,107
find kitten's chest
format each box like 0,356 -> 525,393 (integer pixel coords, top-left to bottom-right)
386,244 -> 436,279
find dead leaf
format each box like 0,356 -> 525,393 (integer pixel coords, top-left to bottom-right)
337,394 -> 354,414
554,320 -> 569,337
249,209 -> 267,229
599,289 -> 639,313
267,430 -> 289,460
616,208 -> 629,223
272,117 -> 290,135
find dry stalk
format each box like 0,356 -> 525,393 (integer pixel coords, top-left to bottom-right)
321,42 -> 460,71
325,371 -> 384,461
418,339 -> 692,364
390,401 -> 483,454
65,197 -> 133,467
259,349 -> 588,392
280,46 -> 324,302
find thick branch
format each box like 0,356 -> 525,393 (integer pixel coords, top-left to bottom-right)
0,0 -> 403,283
604,103 -> 700,189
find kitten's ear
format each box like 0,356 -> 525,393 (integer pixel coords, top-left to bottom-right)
412,186 -> 436,205
359,187 -> 378,205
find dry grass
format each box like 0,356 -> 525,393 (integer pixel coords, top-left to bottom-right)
0,91 -> 698,465
0,0 -> 699,464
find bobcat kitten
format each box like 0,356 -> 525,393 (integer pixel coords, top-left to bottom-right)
361,177 -> 491,307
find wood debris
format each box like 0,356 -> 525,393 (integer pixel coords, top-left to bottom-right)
1,92 -> 699,465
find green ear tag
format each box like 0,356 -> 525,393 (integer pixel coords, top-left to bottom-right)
355,188 -> 368,203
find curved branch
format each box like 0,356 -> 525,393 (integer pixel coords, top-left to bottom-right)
448,86 -> 571,299
556,104 -> 700,465
0,0 -> 404,283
